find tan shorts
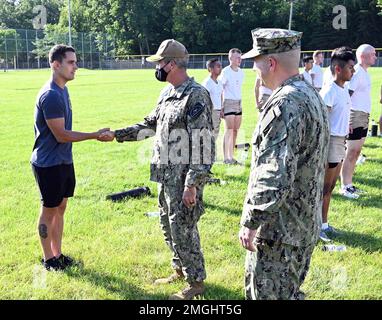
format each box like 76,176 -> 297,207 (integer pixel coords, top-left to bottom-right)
223,99 -> 242,116
350,110 -> 370,130
212,110 -> 222,136
257,94 -> 271,111
328,135 -> 346,164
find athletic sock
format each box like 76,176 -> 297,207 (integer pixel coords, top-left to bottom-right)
321,223 -> 329,230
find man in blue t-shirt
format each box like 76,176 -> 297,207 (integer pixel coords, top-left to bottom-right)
31,44 -> 109,271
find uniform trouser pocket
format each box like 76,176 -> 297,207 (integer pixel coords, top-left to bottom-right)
163,184 -> 206,282
245,240 -> 314,300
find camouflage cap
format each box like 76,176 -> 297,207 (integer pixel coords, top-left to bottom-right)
146,39 -> 189,62
241,28 -> 303,59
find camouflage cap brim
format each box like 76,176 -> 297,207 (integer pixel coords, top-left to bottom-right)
242,28 -> 303,59
241,48 -> 262,59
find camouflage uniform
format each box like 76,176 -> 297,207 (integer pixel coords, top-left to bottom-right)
241,28 -> 329,300
241,74 -> 329,300
114,77 -> 215,283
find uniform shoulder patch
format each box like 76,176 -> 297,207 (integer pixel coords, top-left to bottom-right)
188,102 -> 205,120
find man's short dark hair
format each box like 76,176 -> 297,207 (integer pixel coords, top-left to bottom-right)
303,56 -> 313,64
49,44 -> 76,63
206,58 -> 220,70
330,49 -> 356,74
331,46 -> 352,57
229,48 -> 242,55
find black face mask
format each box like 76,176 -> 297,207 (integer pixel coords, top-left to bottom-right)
155,61 -> 171,82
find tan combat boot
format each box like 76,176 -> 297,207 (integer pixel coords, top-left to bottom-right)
154,268 -> 184,285
168,281 -> 205,300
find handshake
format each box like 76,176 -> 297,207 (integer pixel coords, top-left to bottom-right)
96,128 -> 116,142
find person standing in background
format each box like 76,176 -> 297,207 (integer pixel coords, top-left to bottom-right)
319,49 -> 355,242
202,58 -> 224,139
340,44 -> 377,198
219,48 -> 245,165
301,56 -> 314,85
254,74 -> 272,112
310,50 -> 324,91
379,84 -> 382,137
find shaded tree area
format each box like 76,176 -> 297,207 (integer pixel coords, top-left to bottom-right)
1,0 -> 382,55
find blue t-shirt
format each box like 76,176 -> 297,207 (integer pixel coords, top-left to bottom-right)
31,80 -> 73,167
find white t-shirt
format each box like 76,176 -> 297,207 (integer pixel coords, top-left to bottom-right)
301,70 -> 313,85
309,63 -> 323,88
322,68 -> 334,88
202,77 -> 223,110
323,67 -> 350,90
348,64 -> 372,114
219,66 -> 244,101
259,85 -> 272,96
320,82 -> 352,136
255,75 -> 272,96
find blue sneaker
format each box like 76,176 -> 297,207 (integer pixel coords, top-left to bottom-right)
323,225 -> 340,238
319,230 -> 332,242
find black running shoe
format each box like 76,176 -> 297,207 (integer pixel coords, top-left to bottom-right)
41,257 -> 64,271
57,254 -> 74,268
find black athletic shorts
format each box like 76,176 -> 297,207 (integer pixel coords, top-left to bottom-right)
347,127 -> 368,140
224,111 -> 243,116
32,163 -> 76,208
328,162 -> 340,169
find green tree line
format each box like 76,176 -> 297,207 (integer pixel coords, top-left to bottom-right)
1,0 -> 382,55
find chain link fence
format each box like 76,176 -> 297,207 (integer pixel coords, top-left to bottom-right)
1,28 -> 382,70
0,28 -> 114,70
115,49 -> 382,70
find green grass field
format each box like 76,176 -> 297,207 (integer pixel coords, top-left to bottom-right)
0,68 -> 381,300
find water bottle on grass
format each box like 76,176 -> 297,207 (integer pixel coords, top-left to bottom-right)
322,244 -> 347,252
